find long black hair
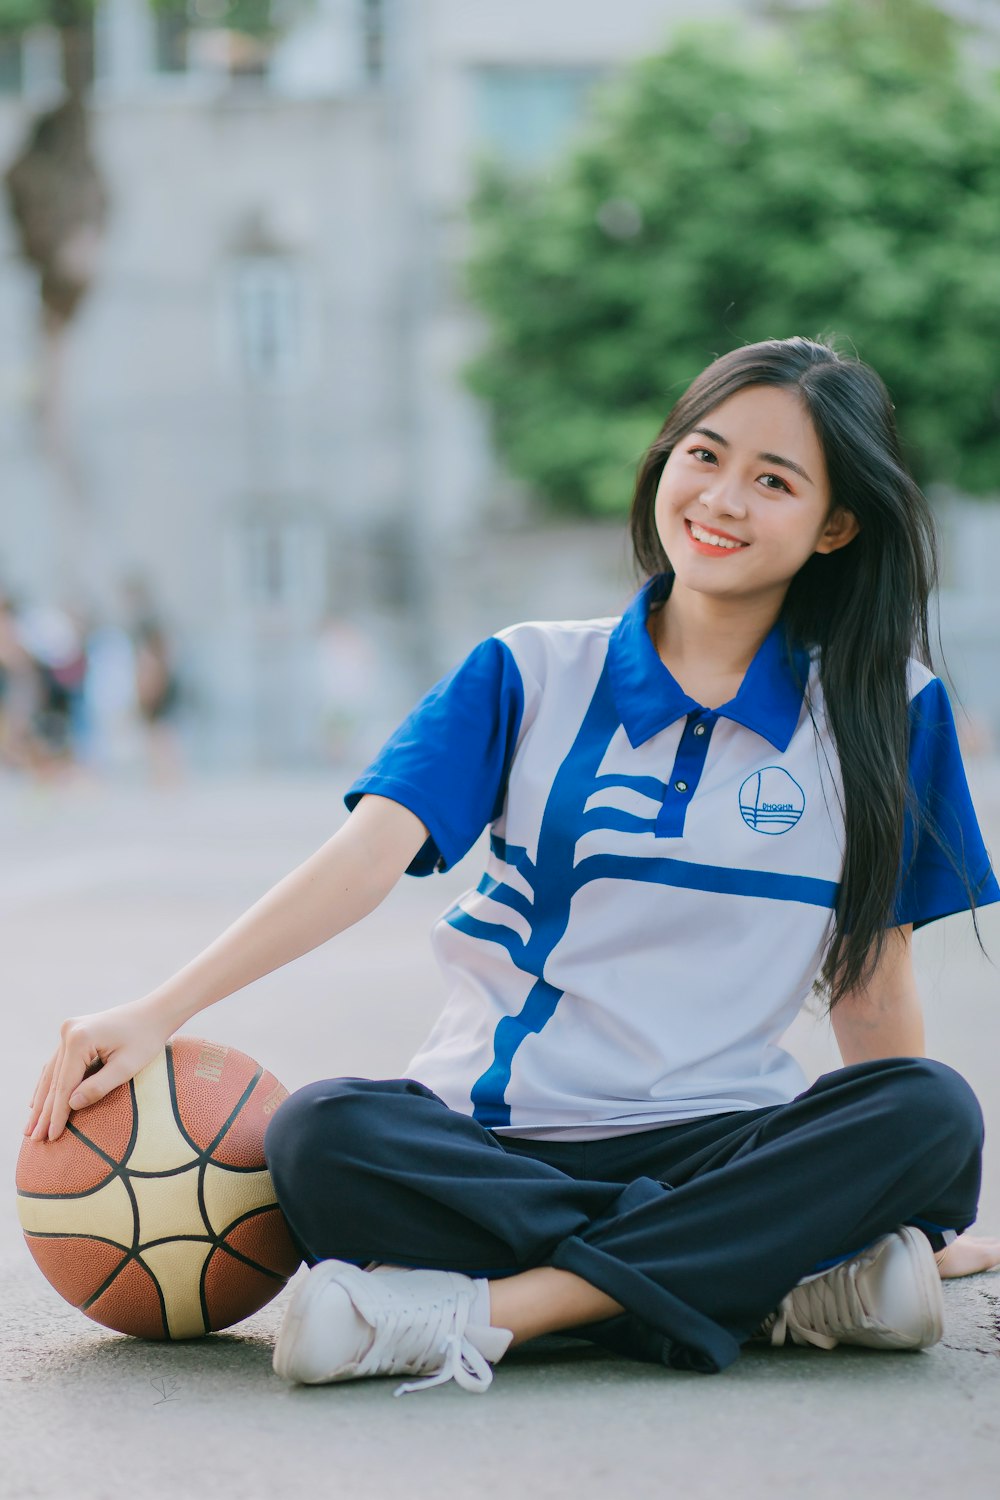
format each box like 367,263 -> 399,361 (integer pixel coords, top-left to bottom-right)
629,335 -> 951,1007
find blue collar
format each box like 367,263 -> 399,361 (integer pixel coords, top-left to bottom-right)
608,575 -> 811,752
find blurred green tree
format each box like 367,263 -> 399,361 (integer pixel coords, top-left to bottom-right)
463,0 -> 1000,512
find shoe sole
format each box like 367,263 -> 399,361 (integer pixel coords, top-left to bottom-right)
273,1258 -> 360,1382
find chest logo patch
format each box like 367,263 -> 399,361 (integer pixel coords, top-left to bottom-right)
739,766 -> 805,835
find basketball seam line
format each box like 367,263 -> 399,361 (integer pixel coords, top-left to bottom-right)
17,1151 -> 282,1199
26,1044 -> 287,1337
166,1040 -> 266,1167
26,1205 -> 287,1282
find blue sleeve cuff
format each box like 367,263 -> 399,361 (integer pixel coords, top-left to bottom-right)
344,775 -> 469,876
343,636 -> 526,876
893,677 -> 1000,928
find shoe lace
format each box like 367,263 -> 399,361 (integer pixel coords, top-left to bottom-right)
353,1289 -> 494,1397
765,1258 -> 872,1350
393,1330 -> 493,1398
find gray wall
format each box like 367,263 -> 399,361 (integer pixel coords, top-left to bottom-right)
1,0 -> 998,768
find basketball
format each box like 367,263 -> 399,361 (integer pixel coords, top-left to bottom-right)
15,1036 -> 302,1339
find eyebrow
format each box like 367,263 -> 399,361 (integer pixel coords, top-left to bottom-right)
690,427 -> 814,486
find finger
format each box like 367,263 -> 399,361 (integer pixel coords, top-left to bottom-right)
60,1054 -> 134,1124
46,1036 -> 100,1141
24,1053 -> 59,1136
35,1049 -> 80,1139
49,1042 -> 141,1140
41,1022 -> 100,1141
30,1051 -> 68,1140
29,1048 -> 61,1112
27,1058 -> 52,1113
31,1021 -> 87,1140
32,1074 -> 60,1142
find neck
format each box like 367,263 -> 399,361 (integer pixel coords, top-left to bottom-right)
650,577 -> 785,678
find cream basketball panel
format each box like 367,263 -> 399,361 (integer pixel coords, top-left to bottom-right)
131,1165 -> 207,1244
17,1173 -> 135,1244
127,1050 -> 200,1172
201,1164 -> 279,1236
140,1240 -> 215,1339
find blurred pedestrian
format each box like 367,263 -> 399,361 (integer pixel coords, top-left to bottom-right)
0,592 -> 41,773
314,612 -> 380,766
16,602 -> 88,775
122,578 -> 184,785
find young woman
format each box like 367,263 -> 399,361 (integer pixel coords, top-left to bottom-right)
26,337 -> 1000,1397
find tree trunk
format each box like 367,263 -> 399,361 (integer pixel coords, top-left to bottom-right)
2,7 -> 110,608
51,2 -> 94,98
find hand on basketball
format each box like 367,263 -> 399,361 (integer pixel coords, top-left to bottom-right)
934,1232 -> 1000,1278
24,999 -> 175,1143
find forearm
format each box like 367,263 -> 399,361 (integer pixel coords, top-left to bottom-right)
830,926 -> 925,1064
832,986 -> 925,1063
144,795 -> 426,1031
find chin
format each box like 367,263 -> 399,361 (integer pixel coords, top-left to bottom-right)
672,563 -> 741,591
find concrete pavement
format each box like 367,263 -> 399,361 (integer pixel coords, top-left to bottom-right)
2,766 -> 999,1500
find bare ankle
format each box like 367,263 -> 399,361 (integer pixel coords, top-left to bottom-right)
487,1266 -> 624,1347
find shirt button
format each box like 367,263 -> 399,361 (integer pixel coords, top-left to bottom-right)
693,724 -> 706,737
674,780 -> 688,793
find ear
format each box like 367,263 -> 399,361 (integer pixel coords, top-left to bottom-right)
814,507 -> 860,556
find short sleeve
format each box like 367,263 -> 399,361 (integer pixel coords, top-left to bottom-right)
344,636 -> 525,876
893,677 -> 1000,928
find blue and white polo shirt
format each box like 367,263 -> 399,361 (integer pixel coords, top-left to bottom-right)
345,575 -> 1000,1140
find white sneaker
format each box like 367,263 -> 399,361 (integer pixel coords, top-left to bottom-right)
272,1259 -> 513,1396
760,1225 -> 945,1351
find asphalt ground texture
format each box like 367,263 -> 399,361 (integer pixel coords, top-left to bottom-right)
2,767 -> 999,1500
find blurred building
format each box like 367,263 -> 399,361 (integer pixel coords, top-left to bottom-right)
0,0 -> 998,766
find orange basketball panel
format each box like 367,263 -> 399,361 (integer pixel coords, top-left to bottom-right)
84,1256 -> 169,1340
24,1234 -> 128,1308
202,1246 -> 287,1332
68,1080 -> 136,1164
223,1207 -> 302,1279
169,1037 -> 261,1152
211,1072 -> 289,1168
15,1097 -> 131,1194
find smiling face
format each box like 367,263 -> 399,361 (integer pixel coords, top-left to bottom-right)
653,384 -> 858,614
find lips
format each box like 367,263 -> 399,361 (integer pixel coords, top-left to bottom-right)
684,519 -> 750,552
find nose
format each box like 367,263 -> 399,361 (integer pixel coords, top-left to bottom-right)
698,477 -> 747,521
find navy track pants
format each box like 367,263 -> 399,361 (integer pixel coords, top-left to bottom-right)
263,1057 -> 983,1374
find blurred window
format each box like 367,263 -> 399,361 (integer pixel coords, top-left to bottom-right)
0,33 -> 23,93
5,22 -> 94,98
225,511 -> 328,622
471,65 -> 608,170
153,4 -> 274,79
224,253 -> 304,389
361,0 -> 383,82
245,519 -> 287,605
154,10 -> 188,73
